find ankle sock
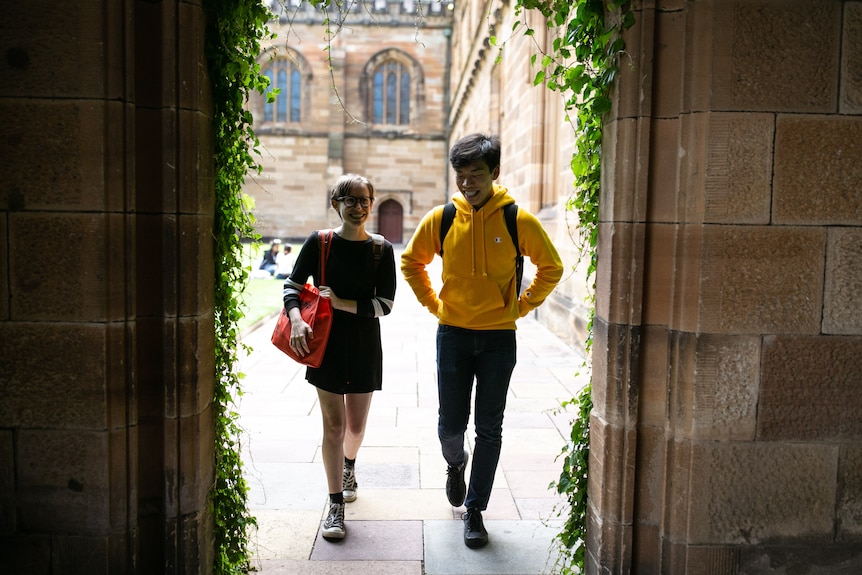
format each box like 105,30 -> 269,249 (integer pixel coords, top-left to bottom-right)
344,456 -> 355,468
330,492 -> 344,505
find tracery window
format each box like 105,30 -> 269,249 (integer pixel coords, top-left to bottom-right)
372,61 -> 410,125
263,57 -> 302,123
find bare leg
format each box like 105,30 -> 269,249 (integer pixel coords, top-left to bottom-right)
317,389 -> 347,494
344,392 -> 374,460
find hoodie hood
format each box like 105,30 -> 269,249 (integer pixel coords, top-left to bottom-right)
450,184 -> 515,278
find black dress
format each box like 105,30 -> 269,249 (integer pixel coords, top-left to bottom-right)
283,231 -> 396,394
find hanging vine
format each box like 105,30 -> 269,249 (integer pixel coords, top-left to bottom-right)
509,1 -> 634,573
205,0 -> 275,572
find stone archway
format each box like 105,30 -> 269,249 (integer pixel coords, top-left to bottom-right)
377,199 -> 403,244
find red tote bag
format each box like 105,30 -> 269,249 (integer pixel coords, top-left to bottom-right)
271,230 -> 333,367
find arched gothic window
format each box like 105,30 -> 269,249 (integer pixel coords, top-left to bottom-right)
372,61 -> 411,125
262,57 -> 302,124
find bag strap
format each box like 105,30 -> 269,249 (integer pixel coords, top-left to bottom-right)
438,202 -> 456,256
318,229 -> 333,285
438,202 -> 523,294
369,233 -> 384,269
503,204 -> 524,295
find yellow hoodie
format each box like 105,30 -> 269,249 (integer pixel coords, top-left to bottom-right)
401,185 -> 563,330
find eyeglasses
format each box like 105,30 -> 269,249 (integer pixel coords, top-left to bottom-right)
336,196 -> 373,208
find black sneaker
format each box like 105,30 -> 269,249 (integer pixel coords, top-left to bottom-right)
463,508 -> 488,548
343,464 -> 358,502
321,502 -> 345,540
445,450 -> 468,507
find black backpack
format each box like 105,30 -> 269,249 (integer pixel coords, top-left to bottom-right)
438,202 -> 524,295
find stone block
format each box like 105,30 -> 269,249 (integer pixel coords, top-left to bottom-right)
688,442 -> 837,544
643,223 -> 676,326
684,545 -> 740,575
774,115 -> 862,225
178,408 -> 215,513
0,100 -> 117,211
0,430 -> 14,532
600,118 -> 649,224
701,113 -> 773,224
0,535 -> 52,575
673,333 -> 760,441
590,320 -> 640,424
52,535 -> 110,575
664,438 -> 692,542
0,323 -> 108,428
136,214 -> 178,317
135,107 -> 178,214
638,326 -> 669,427
586,504 -> 633,575
595,222 -> 645,327
0,3 -> 110,99
653,9 -> 686,118
633,425 -> 665,527
698,225 -> 824,334
684,1 -> 716,113
632,520 -> 660,574
177,110 -> 214,215
673,223 -> 704,333
841,3 -> 862,114
647,119 -> 682,223
178,317 -> 216,418
612,5 -> 648,119
838,445 -> 862,540
587,415 -> 636,526
10,212 -> 128,321
0,218 -> 6,318
824,228 -> 862,335
177,215 -> 214,318
17,430 -> 111,533
759,335 -> 862,441
177,2 -> 210,115
711,1 -> 840,112
739,544 -> 862,574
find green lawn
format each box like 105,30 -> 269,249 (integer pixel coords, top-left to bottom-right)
234,241 -> 299,334
237,276 -> 284,334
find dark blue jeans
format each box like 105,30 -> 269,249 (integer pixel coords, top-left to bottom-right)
436,325 -> 517,511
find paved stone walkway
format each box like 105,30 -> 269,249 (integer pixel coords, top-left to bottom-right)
236,253 -> 587,574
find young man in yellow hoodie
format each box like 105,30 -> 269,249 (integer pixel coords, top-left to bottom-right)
401,133 -> 563,548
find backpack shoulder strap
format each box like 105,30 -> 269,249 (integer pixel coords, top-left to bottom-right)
439,202 -> 456,255
503,204 -> 520,256
369,233 -> 384,269
502,204 -> 524,295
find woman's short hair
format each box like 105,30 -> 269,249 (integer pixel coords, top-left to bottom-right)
330,173 -> 375,202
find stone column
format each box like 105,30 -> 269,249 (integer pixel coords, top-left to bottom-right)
0,0 -> 215,572
590,1 -> 862,573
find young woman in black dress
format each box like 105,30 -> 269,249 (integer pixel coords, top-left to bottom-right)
283,174 -> 396,540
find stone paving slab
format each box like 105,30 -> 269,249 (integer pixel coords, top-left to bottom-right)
423,520 -> 563,575
310,520 -> 424,561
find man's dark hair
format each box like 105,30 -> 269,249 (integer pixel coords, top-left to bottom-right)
449,133 -> 501,171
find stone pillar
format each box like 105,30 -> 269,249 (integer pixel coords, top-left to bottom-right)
0,0 -> 215,572
591,1 -> 862,573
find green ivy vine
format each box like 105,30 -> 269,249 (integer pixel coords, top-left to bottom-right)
510,1 -> 634,573
205,0 -> 274,572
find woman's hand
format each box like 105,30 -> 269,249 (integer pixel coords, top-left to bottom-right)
318,285 -> 357,314
287,308 -> 313,356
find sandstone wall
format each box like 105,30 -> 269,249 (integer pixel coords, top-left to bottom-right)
0,1 -> 216,571
591,1 -> 862,572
